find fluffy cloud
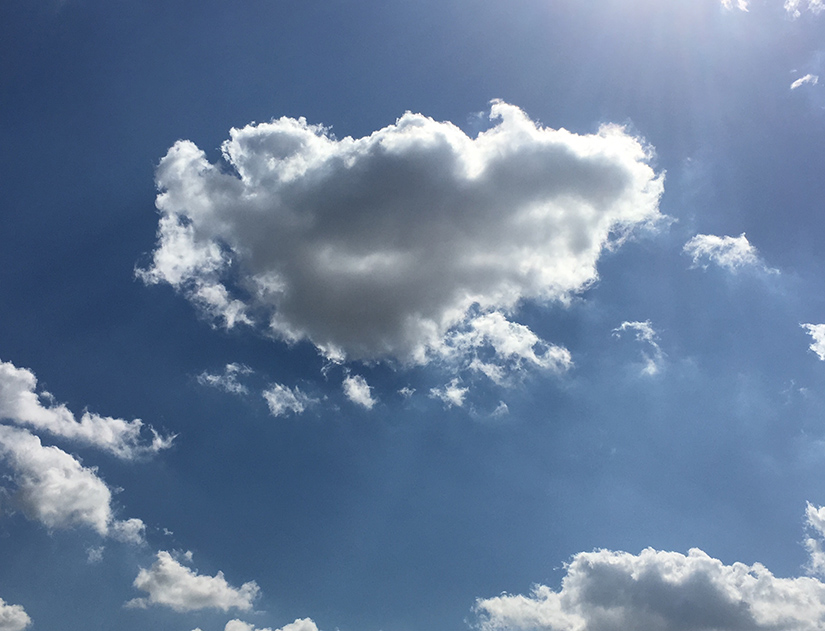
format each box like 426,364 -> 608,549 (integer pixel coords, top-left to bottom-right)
801,324 -> 825,360
0,598 -> 31,631
0,358 -> 172,459
429,378 -> 469,408
791,74 -> 819,89
197,363 -> 253,395
476,546 -> 825,631
225,619 -> 318,631
613,320 -> 664,376
138,101 -> 663,366
0,425 -> 144,540
127,551 -> 259,612
262,383 -> 315,417
785,0 -> 825,18
342,375 -> 376,409
683,233 -> 775,273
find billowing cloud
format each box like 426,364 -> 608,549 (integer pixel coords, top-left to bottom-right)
801,324 -> 825,360
197,363 -> 253,395
0,358 -> 173,459
262,383 -> 315,417
0,598 -> 31,631
225,619 -> 319,631
342,375 -> 376,409
721,0 -> 749,11
791,74 -> 819,89
138,101 -> 663,366
805,502 -> 825,575
613,320 -> 664,376
0,425 -> 143,540
126,551 -> 259,612
429,378 -> 469,408
785,0 -> 825,18
683,233 -> 775,273
476,546 -> 825,631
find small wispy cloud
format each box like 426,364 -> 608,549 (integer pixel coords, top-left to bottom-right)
791,74 -> 819,89
684,233 -> 777,274
785,0 -> 825,18
196,363 -> 253,395
342,375 -> 376,410
613,320 -> 665,376
721,0 -> 749,11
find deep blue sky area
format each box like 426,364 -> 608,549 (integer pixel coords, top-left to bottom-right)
4,2 -> 825,631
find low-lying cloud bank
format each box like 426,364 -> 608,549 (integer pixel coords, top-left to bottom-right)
476,505 -> 825,631
139,101 -> 663,367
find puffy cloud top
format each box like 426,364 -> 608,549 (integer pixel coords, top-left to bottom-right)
683,233 -> 775,273
127,551 -> 259,612
0,598 -> 31,631
476,546 -> 825,631
139,101 -> 663,364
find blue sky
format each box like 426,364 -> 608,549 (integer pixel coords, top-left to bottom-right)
4,1 -> 825,630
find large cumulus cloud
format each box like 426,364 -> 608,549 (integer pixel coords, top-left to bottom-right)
139,101 -> 663,364
475,546 -> 825,631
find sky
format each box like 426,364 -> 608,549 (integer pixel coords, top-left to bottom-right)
4,0 -> 825,630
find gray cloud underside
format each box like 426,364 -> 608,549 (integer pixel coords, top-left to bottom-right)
139,101 -> 663,364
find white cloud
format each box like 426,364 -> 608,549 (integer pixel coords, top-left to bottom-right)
613,320 -> 665,376
785,0 -> 825,18
0,598 -> 31,631
441,311 -> 572,385
225,619 -> 318,631
342,375 -> 376,410
476,546 -> 825,631
262,383 -> 315,417
197,363 -> 253,395
805,502 -> 825,575
0,358 -> 173,459
429,378 -> 469,408
801,324 -> 825,360
683,233 -> 775,273
138,101 -> 663,366
0,425 -> 143,540
791,74 -> 819,89
721,0 -> 749,11
126,551 -> 259,612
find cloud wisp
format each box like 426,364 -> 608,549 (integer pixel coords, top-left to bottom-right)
791,74 -> 819,89
197,363 -> 253,395
342,375 -> 376,410
127,551 -> 259,612
785,0 -> 825,18
613,320 -> 665,376
683,233 -> 776,274
0,358 -> 173,459
262,383 -> 316,417
138,101 -> 663,369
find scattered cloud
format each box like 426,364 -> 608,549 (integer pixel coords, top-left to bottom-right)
683,233 -> 776,273
342,375 -> 376,410
262,383 -> 315,417
197,363 -> 253,395
801,324 -> 825,360
791,74 -> 819,89
138,101 -> 663,366
0,358 -> 173,459
476,546 -> 825,631
441,311 -> 572,385
0,425 -> 143,538
785,0 -> 825,18
0,598 -> 30,631
87,545 -> 105,564
126,551 -> 259,612
613,320 -> 665,376
805,502 -> 825,575
429,378 -> 469,408
225,619 -> 318,631
721,0 -> 749,11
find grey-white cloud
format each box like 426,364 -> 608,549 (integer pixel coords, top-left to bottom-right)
721,0 -> 749,11
225,619 -> 318,631
613,320 -> 665,376
0,358 -> 173,459
802,324 -> 825,360
791,73 -> 819,89
127,550 -> 259,612
138,101 -> 663,369
683,233 -> 775,274
476,543 -> 825,631
785,0 -> 825,18
0,424 -> 144,540
262,382 -> 316,417
342,375 -> 376,409
197,363 -> 253,395
0,598 -> 31,631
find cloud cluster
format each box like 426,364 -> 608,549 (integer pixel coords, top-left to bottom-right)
785,0 -> 825,18
0,358 -> 172,459
262,383 -> 315,417
139,101 -> 663,367
0,598 -> 30,631
613,320 -> 664,376
0,424 -> 144,540
225,619 -> 318,631
683,233 -> 775,273
127,551 -> 259,612
721,0 -> 749,11
476,545 -> 825,631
